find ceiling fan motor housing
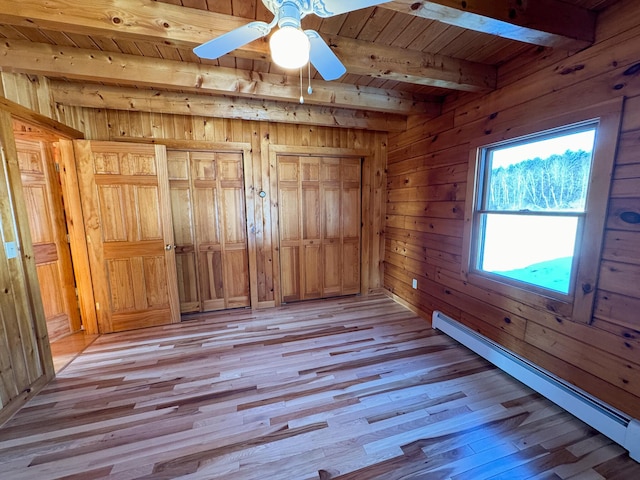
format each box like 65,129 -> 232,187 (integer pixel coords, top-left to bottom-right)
276,2 -> 305,29
263,0 -> 331,20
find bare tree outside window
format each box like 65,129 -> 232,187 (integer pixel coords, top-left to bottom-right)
474,126 -> 597,295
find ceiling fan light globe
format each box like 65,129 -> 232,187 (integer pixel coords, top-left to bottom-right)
270,26 -> 310,69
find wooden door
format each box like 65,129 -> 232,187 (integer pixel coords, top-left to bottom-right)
324,157 -> 362,297
278,155 -> 361,303
75,141 -> 180,333
167,151 -> 199,313
167,150 -> 250,313
16,139 -> 81,342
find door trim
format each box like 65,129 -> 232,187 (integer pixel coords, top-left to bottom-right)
58,140 -> 98,335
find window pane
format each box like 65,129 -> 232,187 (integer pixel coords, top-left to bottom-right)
478,214 -> 579,294
485,129 -> 595,212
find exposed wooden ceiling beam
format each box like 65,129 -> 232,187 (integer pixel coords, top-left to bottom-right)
0,39 -> 439,116
384,0 -> 595,50
50,82 -> 409,132
0,0 -> 495,92
326,36 -> 495,91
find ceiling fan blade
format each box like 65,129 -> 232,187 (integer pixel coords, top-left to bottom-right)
305,30 -> 347,81
194,21 -> 271,60
315,0 -> 391,17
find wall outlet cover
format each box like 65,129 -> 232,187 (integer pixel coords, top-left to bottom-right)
5,241 -> 18,259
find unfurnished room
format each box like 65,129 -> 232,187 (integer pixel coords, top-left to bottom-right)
0,1 -> 639,478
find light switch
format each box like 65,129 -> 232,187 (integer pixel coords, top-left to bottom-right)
5,241 -> 18,259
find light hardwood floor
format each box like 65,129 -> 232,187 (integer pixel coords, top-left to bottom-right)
1,294 -> 639,479
50,332 -> 99,373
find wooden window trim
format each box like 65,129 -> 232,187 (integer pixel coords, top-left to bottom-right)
461,99 -> 623,324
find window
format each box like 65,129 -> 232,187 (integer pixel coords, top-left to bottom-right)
462,103 -> 622,323
471,123 -> 597,297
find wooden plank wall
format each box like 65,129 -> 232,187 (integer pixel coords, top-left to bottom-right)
0,72 -> 386,419
0,73 -> 55,120
0,72 -> 387,308
385,0 -> 640,420
0,108 -> 54,425
57,108 -> 387,306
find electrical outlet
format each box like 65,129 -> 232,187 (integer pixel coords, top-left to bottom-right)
412,278 -> 418,289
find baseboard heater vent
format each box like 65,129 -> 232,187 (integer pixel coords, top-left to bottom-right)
432,310 -> 640,462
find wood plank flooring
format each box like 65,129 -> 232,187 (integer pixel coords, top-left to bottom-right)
50,332 -> 99,373
1,294 -> 639,479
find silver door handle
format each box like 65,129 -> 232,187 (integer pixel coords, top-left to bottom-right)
165,244 -> 173,251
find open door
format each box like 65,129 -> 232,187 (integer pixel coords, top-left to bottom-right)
74,141 -> 180,333
16,138 -> 82,341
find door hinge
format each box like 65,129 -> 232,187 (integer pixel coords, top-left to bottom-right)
54,162 -> 60,173
66,233 -> 71,244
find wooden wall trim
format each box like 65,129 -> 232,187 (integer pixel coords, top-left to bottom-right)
0,96 -> 83,140
58,140 -> 98,335
109,137 -> 253,153
269,145 -> 372,158
572,99 -> 624,323
264,127 -> 279,309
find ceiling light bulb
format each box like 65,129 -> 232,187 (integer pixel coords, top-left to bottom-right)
270,26 -> 310,70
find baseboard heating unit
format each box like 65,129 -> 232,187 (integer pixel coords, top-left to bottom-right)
432,310 -> 640,461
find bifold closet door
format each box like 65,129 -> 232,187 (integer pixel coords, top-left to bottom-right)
168,150 -> 250,313
278,156 -> 361,303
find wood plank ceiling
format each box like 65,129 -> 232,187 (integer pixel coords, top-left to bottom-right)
0,0 -> 620,130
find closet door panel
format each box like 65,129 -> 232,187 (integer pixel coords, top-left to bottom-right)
278,155 -> 361,303
280,246 -> 300,303
168,150 -> 249,313
168,152 -> 199,313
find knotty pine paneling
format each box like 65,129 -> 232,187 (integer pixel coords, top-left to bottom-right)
52,106 -> 387,307
0,109 -> 53,425
386,1 -> 640,419
0,72 -> 55,120
0,75 -> 385,416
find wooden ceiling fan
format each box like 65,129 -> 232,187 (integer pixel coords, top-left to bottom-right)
193,0 -> 391,81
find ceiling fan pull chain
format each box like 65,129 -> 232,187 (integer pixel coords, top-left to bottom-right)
299,67 -> 304,104
308,61 -> 313,95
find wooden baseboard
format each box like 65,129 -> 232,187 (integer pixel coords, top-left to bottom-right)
382,288 -> 433,326
0,374 -> 51,428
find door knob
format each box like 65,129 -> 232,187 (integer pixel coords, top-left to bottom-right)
165,244 -> 173,251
